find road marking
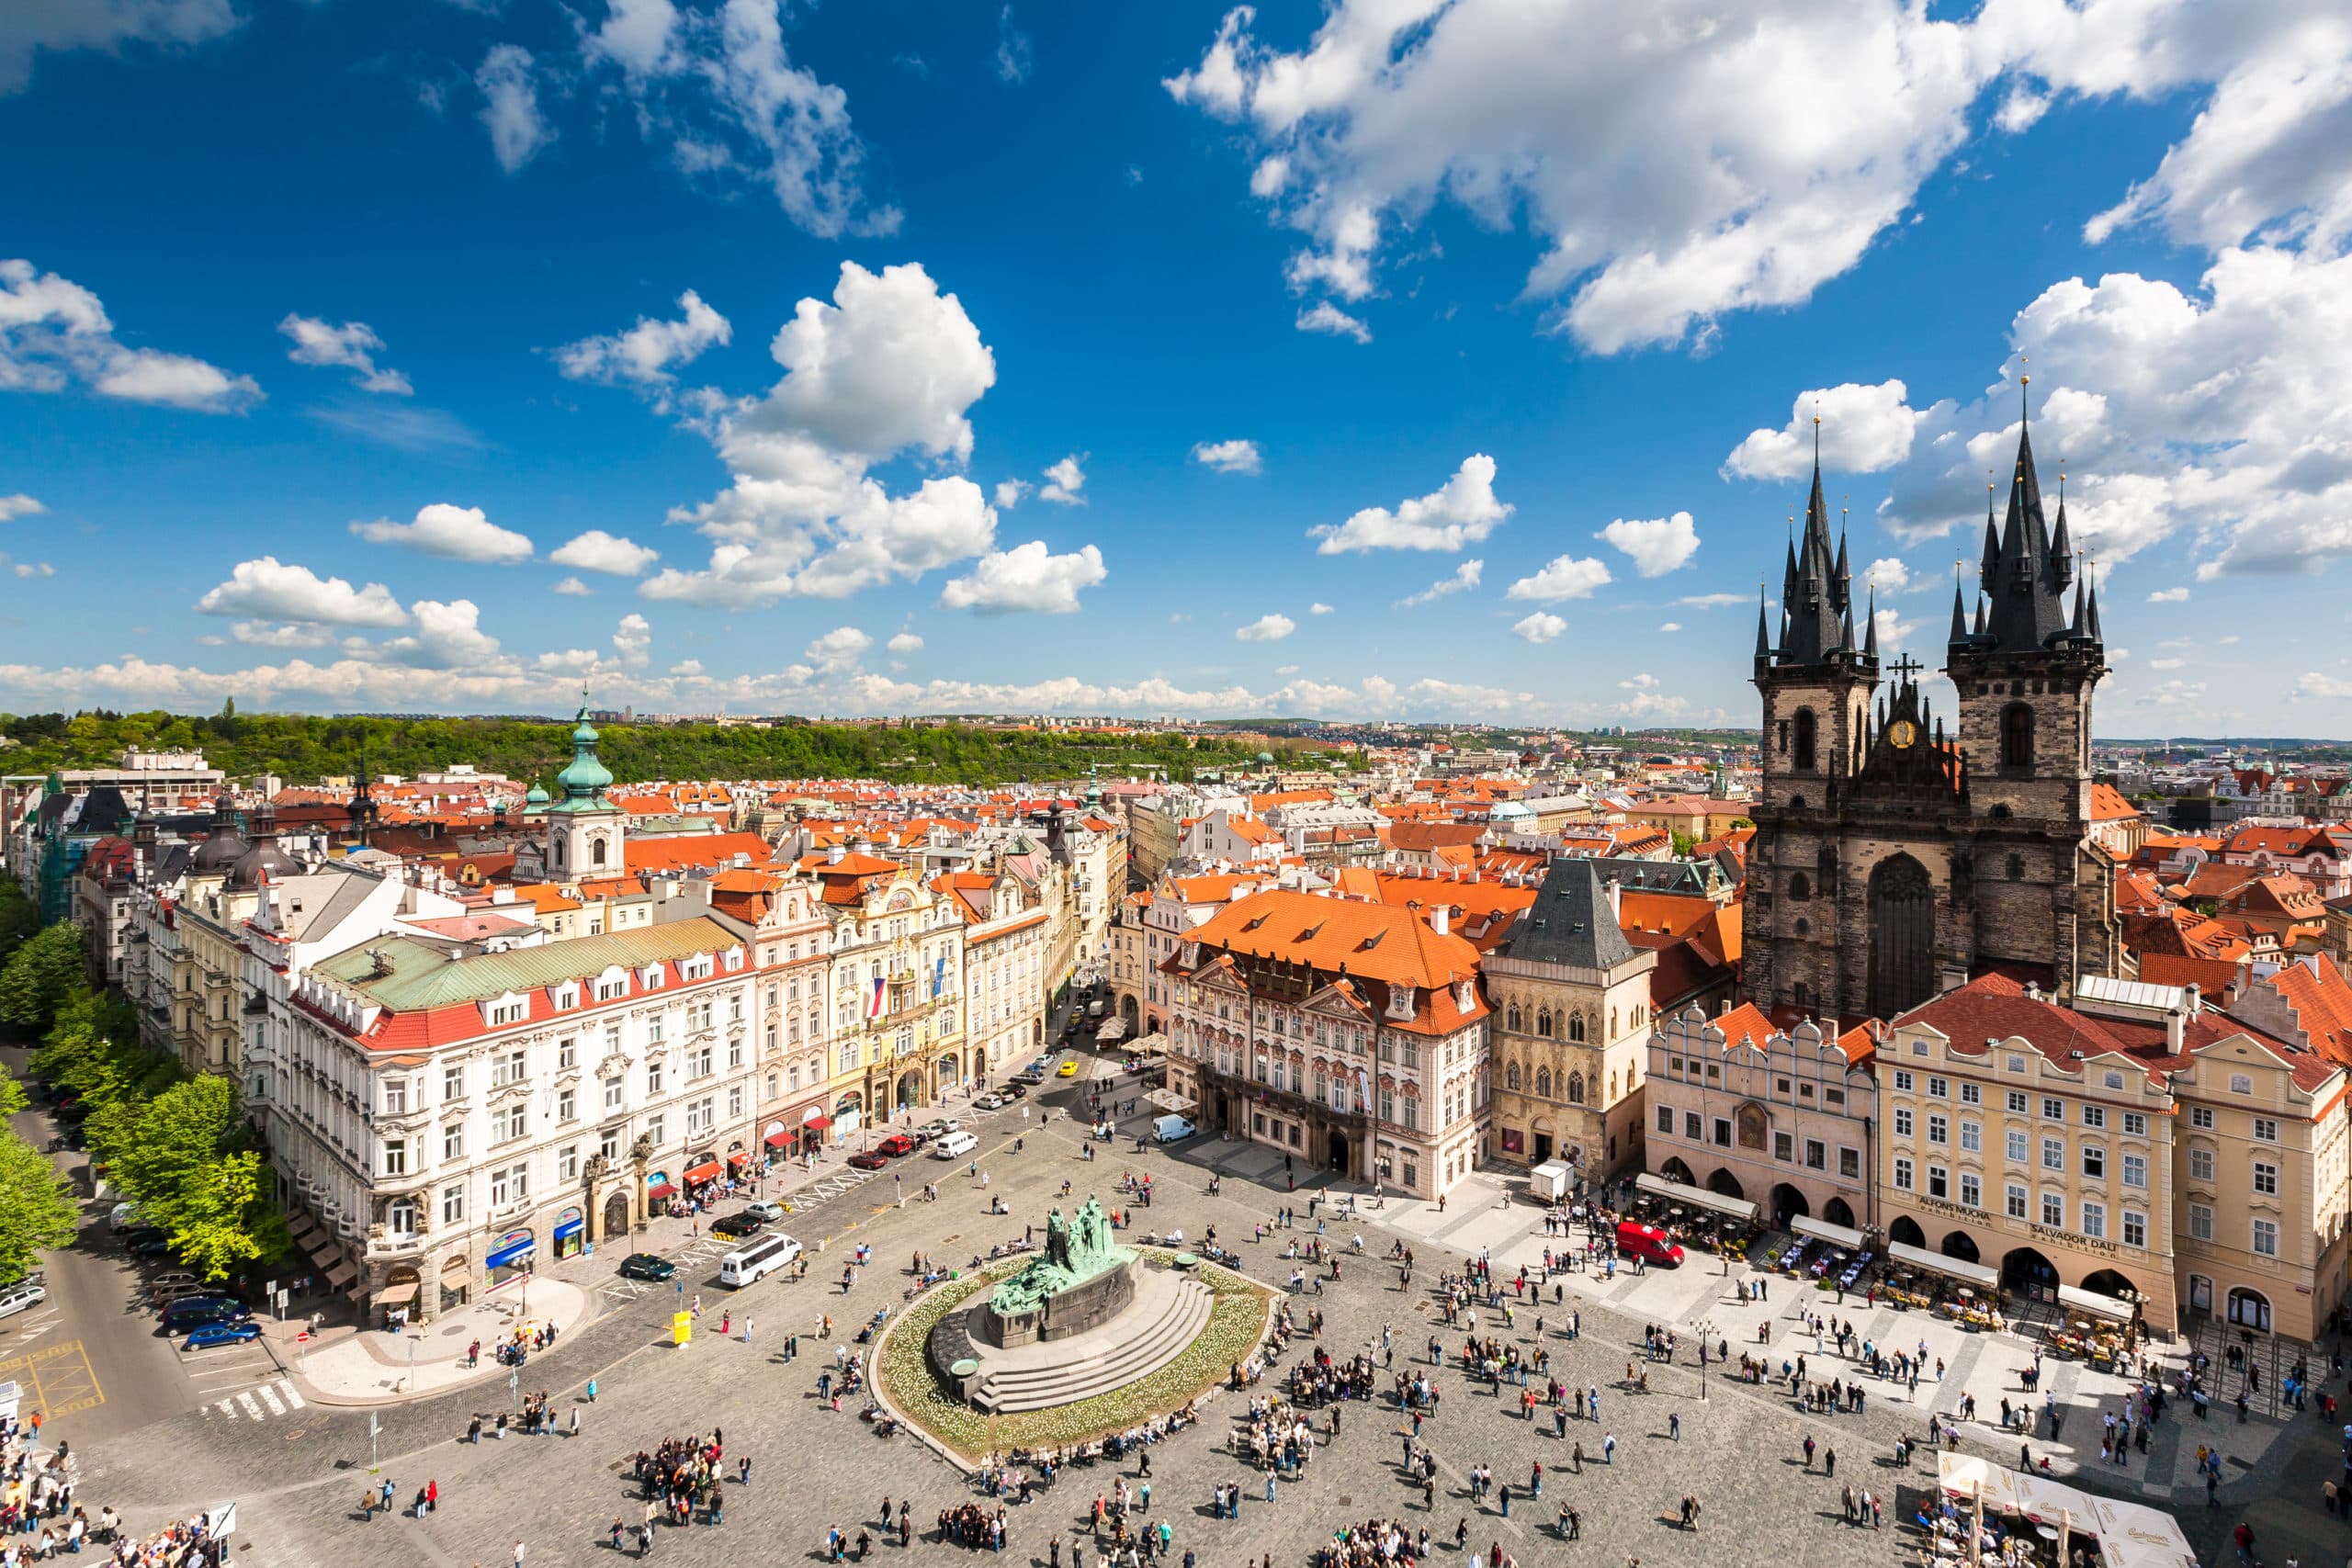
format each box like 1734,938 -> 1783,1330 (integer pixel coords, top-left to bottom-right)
0,1338 -> 104,1418
257,1383 -> 286,1416
238,1391 -> 263,1418
214,1399 -> 239,1419
278,1378 -> 305,1408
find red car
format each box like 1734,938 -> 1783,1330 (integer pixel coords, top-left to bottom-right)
846,1151 -> 889,1171
875,1134 -> 918,1157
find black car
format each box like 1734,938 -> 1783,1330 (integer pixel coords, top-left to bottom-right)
708,1211 -> 766,1241
125,1231 -> 175,1259
617,1253 -> 677,1283
1000,1079 -> 1029,1100
159,1296 -> 249,1336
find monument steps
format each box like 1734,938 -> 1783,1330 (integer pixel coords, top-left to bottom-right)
972,1272 -> 1215,1414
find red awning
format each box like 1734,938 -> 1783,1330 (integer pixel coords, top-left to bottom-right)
802,1115 -> 832,1132
646,1182 -> 677,1201
682,1160 -> 724,1185
763,1131 -> 793,1148
726,1151 -> 752,1166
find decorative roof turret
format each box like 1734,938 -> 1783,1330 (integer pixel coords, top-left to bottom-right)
547,688 -> 616,813
1968,378 -> 2081,658
1765,420 -> 1873,676
188,790 -> 247,874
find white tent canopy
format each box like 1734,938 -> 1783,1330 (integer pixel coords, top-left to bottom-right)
1884,1240 -> 1997,1290
1789,1214 -> 1865,1249
1634,1171 -> 1758,1224
1935,1454 -> 2195,1568
2056,1282 -> 2136,1322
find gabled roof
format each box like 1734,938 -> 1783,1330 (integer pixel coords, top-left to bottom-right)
313,914 -> 746,1014
1499,856 -> 1637,970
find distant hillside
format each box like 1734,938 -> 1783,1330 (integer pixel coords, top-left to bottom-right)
0,710 -> 1286,789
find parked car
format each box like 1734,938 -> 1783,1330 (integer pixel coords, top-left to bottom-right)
874,1134 -> 917,1157
617,1253 -> 677,1283
0,1280 -> 46,1320
1613,1220 -> 1686,1269
973,1091 -> 1007,1111
742,1201 -> 789,1224
107,1201 -> 148,1232
185,1321 -> 264,1351
159,1297 -> 249,1336
147,1269 -> 199,1301
124,1230 -> 175,1259
709,1210 -> 766,1240
1057,1059 -> 1080,1077
846,1151 -> 889,1171
1000,1080 -> 1029,1100
915,1119 -> 961,1143
929,1131 -> 979,1160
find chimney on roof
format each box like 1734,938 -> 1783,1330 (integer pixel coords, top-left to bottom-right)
1604,877 -> 1623,922
1430,903 -> 1450,938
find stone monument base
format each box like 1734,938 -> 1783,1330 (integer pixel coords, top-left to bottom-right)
927,1263 -> 1213,1414
972,1255 -> 1138,1348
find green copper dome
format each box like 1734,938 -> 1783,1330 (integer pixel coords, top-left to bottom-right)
525,783 -> 550,805
548,698 -> 614,810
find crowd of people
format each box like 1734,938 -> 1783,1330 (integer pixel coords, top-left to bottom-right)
616,1430 -> 741,1553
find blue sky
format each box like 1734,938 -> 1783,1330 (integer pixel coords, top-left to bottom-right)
3,1 -> 2349,734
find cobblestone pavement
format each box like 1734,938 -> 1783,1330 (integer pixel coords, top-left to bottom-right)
72,1088 -> 2282,1567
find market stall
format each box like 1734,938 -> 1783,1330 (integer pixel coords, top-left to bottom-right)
1629,1173 -> 1760,1258
2049,1283 -> 2142,1366
1931,1453 -> 2196,1568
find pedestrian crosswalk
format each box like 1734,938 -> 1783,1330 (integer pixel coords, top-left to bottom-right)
211,1378 -> 307,1420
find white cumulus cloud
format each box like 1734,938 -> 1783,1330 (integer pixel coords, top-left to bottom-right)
1311,455 -> 1510,553
278,315 -> 412,395
1236,614 -> 1296,642
1308,602 -> 1333,615
351,502 -> 534,564
1396,558 -> 1483,608
476,43 -> 553,174
195,558 -> 410,627
1596,512 -> 1699,578
0,494 -> 43,522
552,576 -> 595,596
1505,555 -> 1611,603
554,289 -> 731,405
1511,612 -> 1566,644
1295,301 -> 1370,344
612,612 -> 652,669
2148,587 -> 2190,603
938,540 -> 1106,615
551,529 -> 661,577
1723,380 -> 1923,479
803,626 -> 871,672
1,259 -> 262,412
1038,454 -> 1087,504
1191,438 -> 1262,475
887,631 -> 923,655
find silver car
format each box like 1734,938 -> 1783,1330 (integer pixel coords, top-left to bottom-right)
0,1280 -> 47,1320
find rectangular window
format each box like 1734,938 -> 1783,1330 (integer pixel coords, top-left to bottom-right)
604,1079 -> 623,1113
1823,1089 -> 1844,1108
2121,1210 -> 2145,1248
2080,1201 -> 2105,1240
1894,1107 -> 1914,1137
2188,1202 -> 2213,1241
1772,1131 -> 1793,1162
1927,1114 -> 1949,1145
383,1078 -> 409,1114
443,1123 -> 464,1161
2007,1129 -> 2028,1164
2005,1182 -> 2028,1219
2121,1152 -> 2146,1190
2189,1145 -> 2215,1181
2122,1111 -> 2146,1135
382,1138 -> 407,1176
2190,1105 -> 2215,1130
2081,1104 -> 2106,1130
1838,1146 -> 1860,1179
2007,1089 -> 2028,1114
1960,1081 -> 1982,1105
2041,1097 -> 2064,1122
2081,1145 -> 2105,1180
647,1060 -> 664,1095
2254,1117 -> 2278,1142
1960,1173 -> 1981,1209
442,1183 -> 464,1224
1893,1070 -> 1914,1091
444,1066 -> 465,1101
1712,1117 -> 1732,1147
558,1145 -> 579,1182
2041,1192 -> 2064,1228
1657,1105 -> 1674,1135
1893,1156 -> 1913,1191
1928,1165 -> 1949,1200
1927,1076 -> 1949,1099
2041,1137 -> 2064,1171
1683,1111 -> 1702,1141
558,1038 -> 577,1070
1804,1139 -> 1826,1170
557,1088 -> 576,1123
2253,1218 -> 2278,1257
500,1104 -> 527,1144
2253,1161 -> 2278,1196
1960,1121 -> 1982,1153
646,1112 -> 664,1148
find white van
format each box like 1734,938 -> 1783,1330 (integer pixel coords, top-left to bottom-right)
1152,1114 -> 1197,1144
718,1232 -> 802,1288
930,1130 -> 979,1160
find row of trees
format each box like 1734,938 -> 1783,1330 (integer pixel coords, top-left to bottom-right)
0,889 -> 288,1284
0,708 -> 1275,788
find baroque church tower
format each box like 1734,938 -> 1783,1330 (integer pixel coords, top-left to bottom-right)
1741,409 -> 2124,1024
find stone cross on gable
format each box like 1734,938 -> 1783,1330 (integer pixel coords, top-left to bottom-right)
1889,654 -> 1924,687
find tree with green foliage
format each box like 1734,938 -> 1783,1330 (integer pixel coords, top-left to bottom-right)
158,1150 -> 285,1283
0,924 -> 88,1030
105,1076 -> 238,1205
0,1133 -> 79,1282
0,882 -> 39,964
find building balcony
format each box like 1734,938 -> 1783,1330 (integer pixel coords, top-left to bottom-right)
1199,1064 -> 1364,1126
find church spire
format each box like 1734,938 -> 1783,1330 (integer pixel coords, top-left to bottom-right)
1774,416 -> 1853,667
1862,584 -> 1879,659
1948,569 -> 1971,647
1754,584 -> 1772,661
1975,374 -> 2076,655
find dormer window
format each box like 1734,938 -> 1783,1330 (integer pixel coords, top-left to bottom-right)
483,994 -> 528,1028
548,984 -> 580,1010
1386,984 -> 1417,1021
641,964 -> 665,989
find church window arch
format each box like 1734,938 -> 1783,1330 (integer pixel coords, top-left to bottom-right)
1505,1061 -> 1521,1091
1568,1012 -> 1587,1043
1792,979 -> 1811,1011
590,835 -> 608,867
1608,1072 -> 1618,1101
1536,1066 -> 1552,1100
1610,1007 -> 1619,1039
1566,1071 -> 1585,1104
2007,853 -> 2025,880
1506,1002 -> 1522,1033
2000,703 -> 2034,770
1794,917 -> 1810,937
1789,871 -> 1810,901
1793,708 -> 1819,773
1536,1009 -> 1554,1039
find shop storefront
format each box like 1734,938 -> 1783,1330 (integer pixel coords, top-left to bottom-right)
485,1227 -> 535,1288
833,1094 -> 863,1141
553,1207 -> 585,1260
438,1253 -> 471,1312
682,1156 -> 724,1201
645,1170 -> 675,1215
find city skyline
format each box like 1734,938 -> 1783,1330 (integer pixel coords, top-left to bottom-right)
4,2 -> 2349,730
